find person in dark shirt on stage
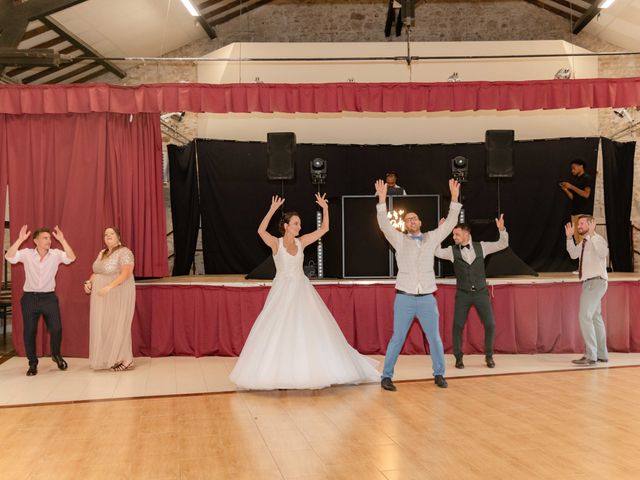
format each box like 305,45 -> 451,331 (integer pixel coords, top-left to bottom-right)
385,172 -> 407,196
435,217 -> 508,369
560,159 -> 593,244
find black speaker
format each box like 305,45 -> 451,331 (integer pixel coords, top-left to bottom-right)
486,130 -> 514,178
267,132 -> 296,180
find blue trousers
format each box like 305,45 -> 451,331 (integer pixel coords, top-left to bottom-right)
382,293 -> 445,379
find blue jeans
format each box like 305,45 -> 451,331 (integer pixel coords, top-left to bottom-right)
579,278 -> 608,361
382,292 -> 445,379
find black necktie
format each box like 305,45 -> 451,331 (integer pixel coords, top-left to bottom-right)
578,238 -> 587,280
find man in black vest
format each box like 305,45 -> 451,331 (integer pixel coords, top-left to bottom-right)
435,215 -> 508,369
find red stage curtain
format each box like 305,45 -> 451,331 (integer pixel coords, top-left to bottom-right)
1,78 -> 640,114
0,112 -> 168,357
131,281 -> 640,358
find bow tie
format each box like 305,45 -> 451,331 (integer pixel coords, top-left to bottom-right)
461,244 -> 471,249
410,234 -> 422,240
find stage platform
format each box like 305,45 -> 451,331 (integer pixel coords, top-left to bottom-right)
130,273 -> 640,358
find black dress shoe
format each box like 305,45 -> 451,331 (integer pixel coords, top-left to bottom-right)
26,364 -> 38,376
52,355 -> 68,370
571,357 -> 596,365
455,356 -> 464,369
597,358 -> 609,363
485,355 -> 495,368
381,377 -> 397,391
434,375 -> 448,388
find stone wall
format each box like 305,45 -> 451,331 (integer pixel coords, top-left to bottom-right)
90,0 -> 640,273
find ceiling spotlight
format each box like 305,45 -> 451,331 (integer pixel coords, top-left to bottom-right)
613,108 -> 634,123
447,72 -> 460,82
451,156 -> 468,183
554,68 -> 572,80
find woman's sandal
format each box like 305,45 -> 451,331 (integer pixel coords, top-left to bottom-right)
111,362 -> 134,371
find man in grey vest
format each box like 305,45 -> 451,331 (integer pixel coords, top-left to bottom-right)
435,216 -> 508,369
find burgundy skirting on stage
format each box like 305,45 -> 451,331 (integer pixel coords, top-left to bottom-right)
132,281 -> 640,357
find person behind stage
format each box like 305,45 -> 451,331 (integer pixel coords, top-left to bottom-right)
84,227 -> 136,371
565,216 -> 609,366
5,225 -> 76,376
385,172 -> 407,196
229,193 -> 379,390
560,158 -> 593,244
434,216 -> 508,369
376,178 -> 461,391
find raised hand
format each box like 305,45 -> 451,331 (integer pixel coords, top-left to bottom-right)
495,214 -> 505,231
315,192 -> 329,209
270,195 -> 285,211
564,222 -> 574,239
18,224 -> 31,243
449,179 -> 460,202
52,225 -> 65,242
375,179 -> 387,202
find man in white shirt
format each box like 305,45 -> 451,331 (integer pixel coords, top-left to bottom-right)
565,215 -> 609,366
376,178 -> 461,391
435,217 -> 508,369
5,225 -> 76,376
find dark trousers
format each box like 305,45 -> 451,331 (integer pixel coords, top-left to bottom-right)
452,289 -> 495,357
20,292 -> 62,365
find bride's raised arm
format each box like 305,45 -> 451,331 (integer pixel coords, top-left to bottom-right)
258,196 -> 285,254
300,193 -> 329,248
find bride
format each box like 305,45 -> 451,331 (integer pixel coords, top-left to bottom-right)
229,193 -> 379,390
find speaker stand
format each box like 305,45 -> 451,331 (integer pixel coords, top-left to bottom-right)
316,184 -> 324,279
496,178 -> 501,215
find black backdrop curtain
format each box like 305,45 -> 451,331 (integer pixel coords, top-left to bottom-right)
168,142 -> 200,275
602,137 -> 635,272
182,137 -> 600,274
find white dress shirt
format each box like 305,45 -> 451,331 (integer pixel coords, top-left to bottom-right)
566,233 -> 609,281
6,248 -> 73,292
435,230 -> 509,263
377,201 -> 462,294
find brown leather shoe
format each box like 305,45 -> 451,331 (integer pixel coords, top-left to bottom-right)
572,357 -> 596,365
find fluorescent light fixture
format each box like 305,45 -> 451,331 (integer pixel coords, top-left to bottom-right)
599,0 -> 616,8
180,0 -> 199,16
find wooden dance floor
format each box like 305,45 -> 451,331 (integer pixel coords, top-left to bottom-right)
128,273 -> 640,358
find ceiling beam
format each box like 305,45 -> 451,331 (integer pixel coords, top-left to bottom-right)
211,0 -> 273,25
38,16 -> 126,78
572,3 -> 601,33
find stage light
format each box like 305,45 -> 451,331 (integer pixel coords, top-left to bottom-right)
600,0 -> 616,8
387,210 -> 406,232
447,72 -> 460,82
401,0 -> 416,27
613,108 -> 634,123
310,158 -> 327,184
180,0 -> 199,16
554,68 -> 572,80
451,156 -> 468,183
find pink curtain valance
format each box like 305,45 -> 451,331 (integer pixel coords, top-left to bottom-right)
1,77 -> 640,114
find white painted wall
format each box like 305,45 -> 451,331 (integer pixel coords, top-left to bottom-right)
197,41 -> 599,144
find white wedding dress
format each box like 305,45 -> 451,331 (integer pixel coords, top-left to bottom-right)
229,237 -> 379,390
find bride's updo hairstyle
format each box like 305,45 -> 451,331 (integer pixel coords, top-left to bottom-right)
279,212 -> 300,234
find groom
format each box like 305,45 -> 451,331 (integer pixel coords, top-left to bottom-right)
376,178 -> 461,390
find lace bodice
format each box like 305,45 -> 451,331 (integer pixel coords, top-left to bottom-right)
273,238 -> 304,279
92,247 -> 135,276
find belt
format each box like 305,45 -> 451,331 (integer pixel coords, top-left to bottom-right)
23,291 -> 56,295
396,289 -> 431,297
584,276 -> 606,282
